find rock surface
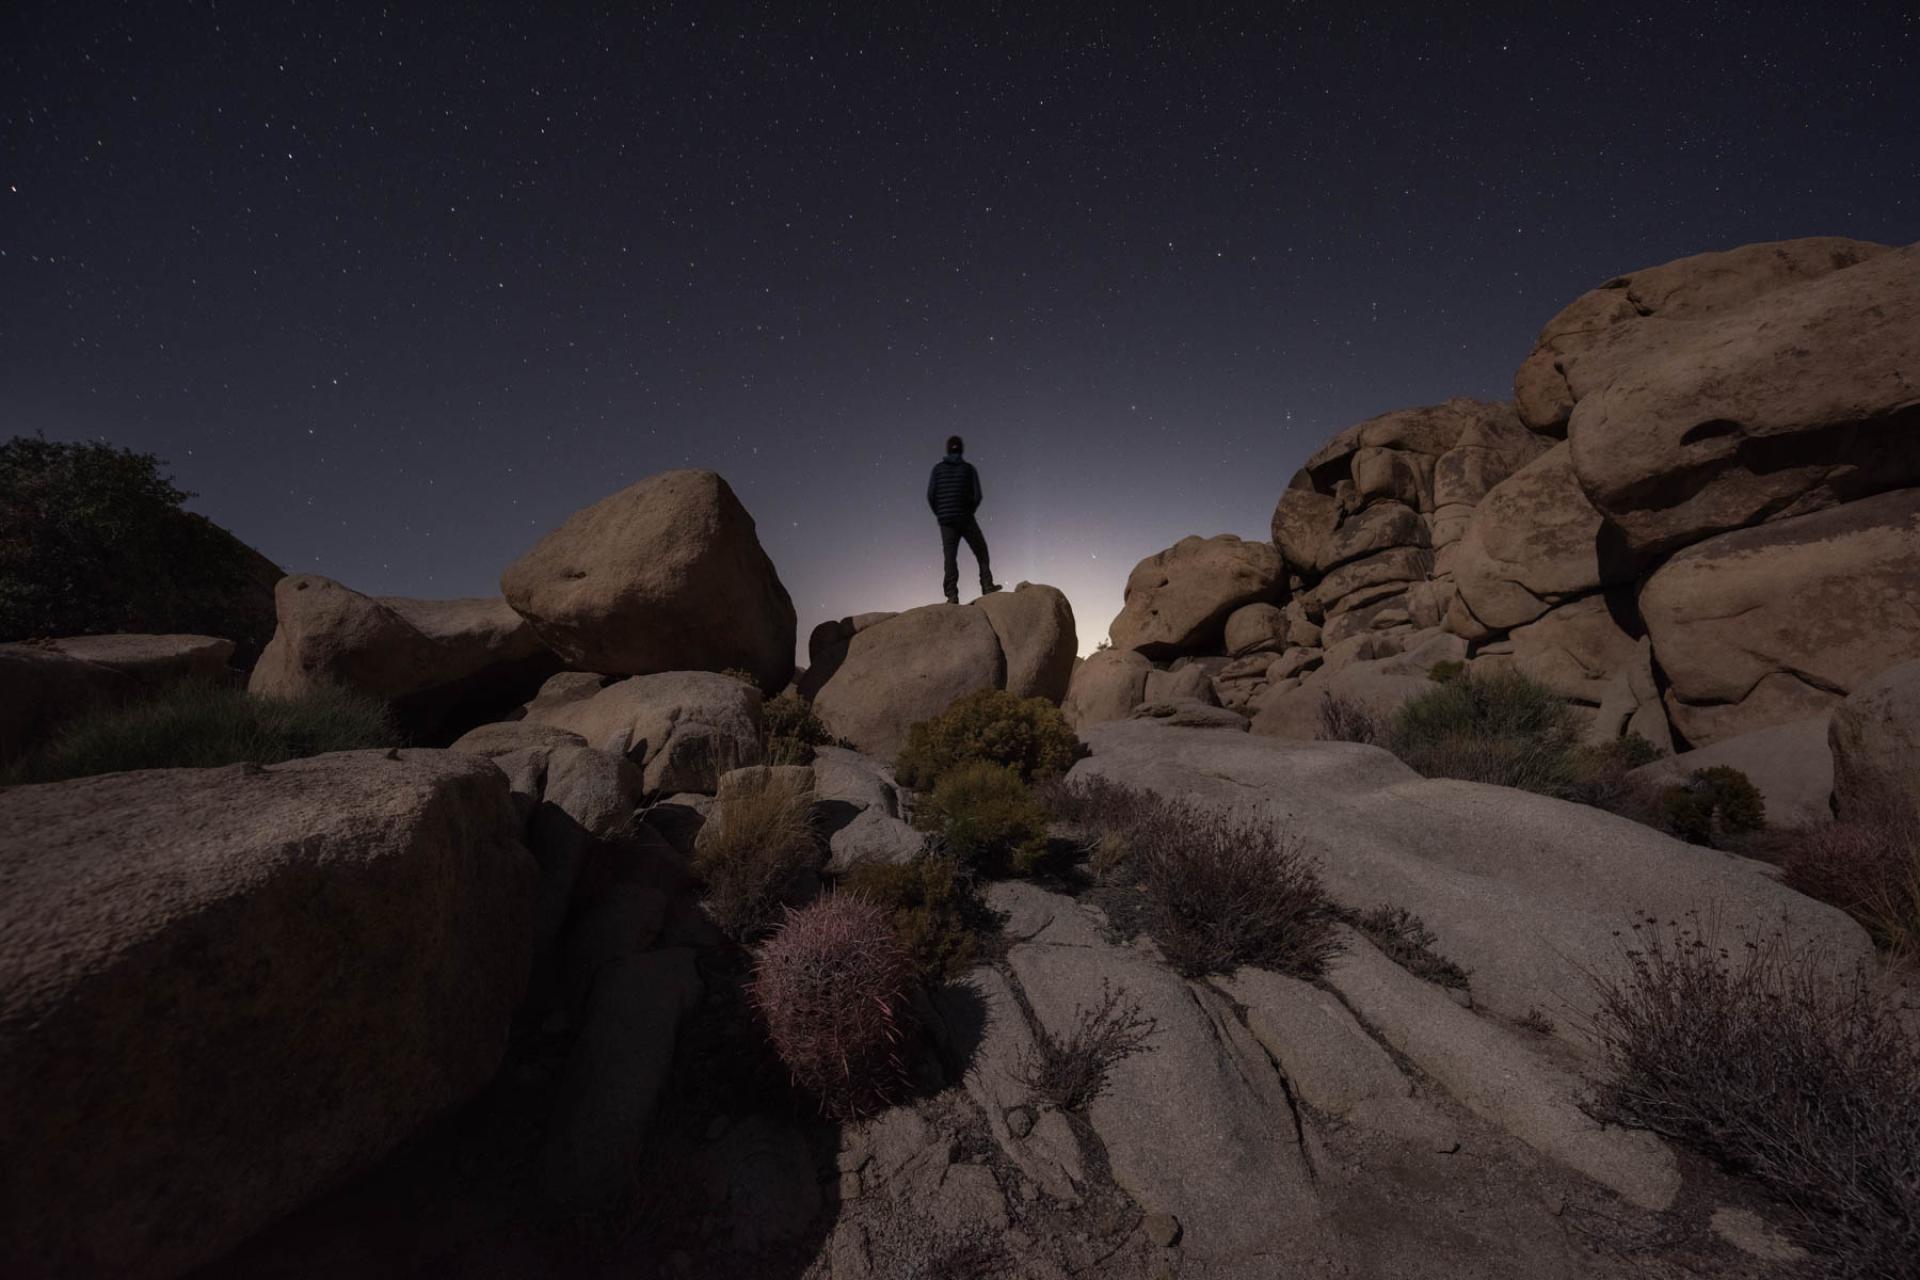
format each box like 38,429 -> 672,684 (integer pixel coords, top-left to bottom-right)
1640,486 -> 1920,745
523,670 -> 765,792
0,750 -> 536,1280
973,582 -> 1078,702
39,632 -> 237,688
0,644 -> 136,768
500,469 -> 796,692
1828,657 -> 1920,820
1072,719 -> 1870,1035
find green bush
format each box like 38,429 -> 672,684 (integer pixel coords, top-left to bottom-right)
843,855 -> 989,981
894,688 -> 1078,789
1377,668 -> 1587,796
913,760 -> 1050,877
0,435 -> 281,660
1661,765 -> 1766,845
3,679 -> 395,784
762,689 -> 839,765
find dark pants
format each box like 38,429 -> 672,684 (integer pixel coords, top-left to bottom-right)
939,518 -> 992,600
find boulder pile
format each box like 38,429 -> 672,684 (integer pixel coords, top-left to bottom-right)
1071,237 -> 1920,770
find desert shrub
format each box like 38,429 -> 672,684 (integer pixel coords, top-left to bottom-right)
762,689 -> 838,765
1315,693 -> 1382,745
1384,668 -> 1582,794
1338,904 -> 1470,990
1660,765 -> 1766,846
913,760 -> 1051,877
2,678 -> 395,783
692,773 -> 821,938
1589,916 -> 1920,1275
1017,980 -> 1157,1111
894,687 -> 1078,789
1427,659 -> 1467,685
749,895 -> 913,1118
1778,797 -> 1920,954
1564,732 -> 1669,818
0,435 -> 281,660
842,855 -> 989,981
1044,774 -> 1339,978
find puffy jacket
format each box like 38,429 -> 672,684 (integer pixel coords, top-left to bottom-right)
927,453 -> 982,523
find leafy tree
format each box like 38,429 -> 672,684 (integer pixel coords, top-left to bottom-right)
0,435 -> 281,658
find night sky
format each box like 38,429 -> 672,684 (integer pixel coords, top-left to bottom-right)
5,4 -> 1917,656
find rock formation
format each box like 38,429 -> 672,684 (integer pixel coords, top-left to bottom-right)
501,469 -> 797,693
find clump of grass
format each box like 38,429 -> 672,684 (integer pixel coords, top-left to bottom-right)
1777,795 -> 1920,955
913,760 -> 1051,877
1660,765 -> 1766,846
1042,773 -> 1340,978
1017,980 -> 1157,1111
749,895 -> 913,1119
1339,904 -> 1471,990
1427,659 -> 1467,685
1316,693 -> 1383,745
842,855 -> 991,981
1588,915 -> 1920,1276
894,687 -> 1079,789
692,772 -> 821,938
3,678 -> 396,783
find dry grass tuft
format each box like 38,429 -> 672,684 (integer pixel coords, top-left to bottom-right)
1017,980 -> 1157,1111
1588,914 -> 1920,1277
691,772 -> 821,939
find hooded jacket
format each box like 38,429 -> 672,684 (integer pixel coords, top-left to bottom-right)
926,452 -> 982,523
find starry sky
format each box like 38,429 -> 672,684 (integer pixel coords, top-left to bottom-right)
4,3 -> 1917,657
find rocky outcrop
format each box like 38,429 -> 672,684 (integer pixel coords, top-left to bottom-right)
501,469 -> 796,692
807,588 -> 1078,758
1107,534 -> 1284,658
522,670 -> 766,793
1449,444 -> 1623,636
36,633 -> 236,688
0,750 -> 536,1280
1639,487 -> 1920,745
250,577 -> 559,737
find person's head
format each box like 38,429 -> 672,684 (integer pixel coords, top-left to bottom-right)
945,434 -> 964,456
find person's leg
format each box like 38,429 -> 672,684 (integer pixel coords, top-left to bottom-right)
940,522 -> 962,602
962,518 -> 998,592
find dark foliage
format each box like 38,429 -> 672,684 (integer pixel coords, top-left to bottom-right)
894,687 -> 1078,789
1017,980 -> 1157,1111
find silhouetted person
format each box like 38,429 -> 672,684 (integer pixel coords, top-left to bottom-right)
927,435 -> 1000,604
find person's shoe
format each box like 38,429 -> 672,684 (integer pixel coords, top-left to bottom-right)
944,593 -> 959,605
980,582 -> 1003,596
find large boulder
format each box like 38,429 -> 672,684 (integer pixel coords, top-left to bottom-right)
1060,647 -> 1152,733
1449,444 -> 1624,636
796,611 -> 897,700
972,582 -> 1076,702
1640,487 -> 1920,745
809,604 -> 1005,758
501,470 -> 796,692
1513,236 -> 1891,434
1106,534 -> 1284,658
1828,658 -> 1920,821
1475,592 -> 1643,706
0,750 -> 536,1280
523,670 -> 765,793
1564,241 -> 1920,560
1072,720 -> 1869,1041
249,577 -> 559,737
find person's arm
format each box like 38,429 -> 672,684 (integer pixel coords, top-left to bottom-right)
927,466 -> 940,515
970,464 -> 983,512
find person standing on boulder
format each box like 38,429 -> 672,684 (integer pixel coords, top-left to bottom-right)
927,435 -> 1001,605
